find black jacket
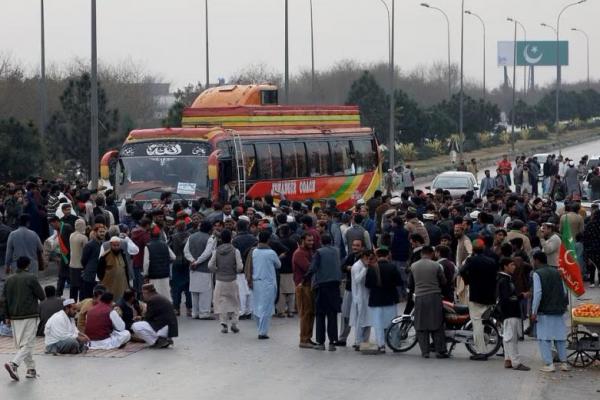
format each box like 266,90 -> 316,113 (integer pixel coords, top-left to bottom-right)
497,272 -> 522,320
365,260 -> 401,307
145,294 -> 178,337
459,253 -> 498,305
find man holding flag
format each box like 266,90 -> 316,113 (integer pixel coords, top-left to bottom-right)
49,215 -> 74,297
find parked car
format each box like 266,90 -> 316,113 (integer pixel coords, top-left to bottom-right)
427,171 -> 479,199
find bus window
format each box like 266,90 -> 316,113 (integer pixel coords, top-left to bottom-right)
306,142 -> 330,177
281,142 -> 307,178
255,143 -> 282,180
330,140 -> 353,176
242,144 -> 257,180
351,139 -> 377,174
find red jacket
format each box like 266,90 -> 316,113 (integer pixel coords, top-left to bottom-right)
498,159 -> 512,175
85,302 -> 112,341
292,247 -> 313,286
131,227 -> 150,268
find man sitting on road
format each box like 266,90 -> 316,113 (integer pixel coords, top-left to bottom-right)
132,283 -> 178,348
44,299 -> 89,355
85,292 -> 131,350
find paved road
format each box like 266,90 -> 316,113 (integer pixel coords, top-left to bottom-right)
3,292 -> 600,400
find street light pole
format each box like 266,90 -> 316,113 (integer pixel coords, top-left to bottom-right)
571,28 -> 590,88
90,0 -> 99,189
205,0 -> 209,89
459,0 -> 464,162
507,18 -> 527,96
284,0 -> 289,104
40,0 -> 47,139
310,0 -> 315,101
556,0 -> 587,155
465,10 -> 485,100
421,3 -> 451,100
378,0 -> 394,169
508,18 -> 517,155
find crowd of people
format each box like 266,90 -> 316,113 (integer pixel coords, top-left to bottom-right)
1,159 -> 599,380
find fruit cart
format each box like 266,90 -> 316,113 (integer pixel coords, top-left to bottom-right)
567,304 -> 600,368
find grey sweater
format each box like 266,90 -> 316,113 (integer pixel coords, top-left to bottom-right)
410,258 -> 446,297
308,245 -> 342,287
208,243 -> 243,282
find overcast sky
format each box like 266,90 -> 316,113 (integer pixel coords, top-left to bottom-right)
1,0 -> 598,90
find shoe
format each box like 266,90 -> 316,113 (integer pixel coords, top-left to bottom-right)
313,344 -> 326,351
275,313 -> 286,318
299,342 -> 313,349
328,344 -> 337,352
353,345 -> 360,352
287,313 -> 294,318
422,353 -> 430,359
258,335 -> 270,340
514,364 -> 531,371
198,315 -> 215,320
469,354 -> 488,361
192,315 -> 199,319
152,337 -> 170,349
231,324 -> 239,334
590,284 -> 596,288
220,324 -> 229,334
308,339 -> 317,346
334,340 -> 347,347
436,352 -> 450,359
186,309 -> 192,317
25,369 -> 37,379
560,363 -> 571,372
4,362 -> 19,381
174,309 -> 181,317
540,364 -> 556,372
167,338 -> 174,346
239,314 -> 252,320
504,360 -> 513,369
378,346 -> 386,354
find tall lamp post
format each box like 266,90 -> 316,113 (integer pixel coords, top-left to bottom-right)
309,0 -> 315,101
465,10 -> 485,100
459,0 -> 464,162
378,0 -> 395,169
90,0 -> 99,189
507,17 -> 518,155
421,3 -> 451,100
555,0 -> 587,154
40,0 -> 47,139
284,0 -> 289,104
571,27 -> 590,88
507,17 -> 527,96
205,0 -> 209,88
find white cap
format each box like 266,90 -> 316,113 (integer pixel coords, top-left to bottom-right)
423,213 -> 435,221
238,215 -> 250,222
470,210 -> 481,219
109,236 -> 121,243
63,298 -> 75,307
286,215 -> 294,223
390,197 -> 402,206
356,199 -> 366,205
569,160 -> 575,166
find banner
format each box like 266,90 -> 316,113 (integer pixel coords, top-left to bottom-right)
559,222 -> 586,297
497,41 -> 568,66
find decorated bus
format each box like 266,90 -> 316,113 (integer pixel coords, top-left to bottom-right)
101,84 -> 381,210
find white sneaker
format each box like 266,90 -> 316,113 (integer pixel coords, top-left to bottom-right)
560,363 -> 571,372
540,364 -> 556,372
590,284 -> 596,288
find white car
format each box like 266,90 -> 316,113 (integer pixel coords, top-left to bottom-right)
427,171 -> 479,199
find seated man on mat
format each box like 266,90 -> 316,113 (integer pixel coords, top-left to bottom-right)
85,292 -> 131,350
44,299 -> 89,354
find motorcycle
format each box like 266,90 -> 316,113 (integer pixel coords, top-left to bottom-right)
385,300 -> 502,357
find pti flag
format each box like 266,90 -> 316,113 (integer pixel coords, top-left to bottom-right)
559,222 -> 586,297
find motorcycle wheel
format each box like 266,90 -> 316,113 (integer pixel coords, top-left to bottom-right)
385,319 -> 418,353
464,320 -> 502,357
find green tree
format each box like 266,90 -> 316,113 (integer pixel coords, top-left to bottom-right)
393,89 -> 427,145
162,82 -> 204,127
346,71 -> 389,144
0,118 -> 43,180
46,73 -> 119,173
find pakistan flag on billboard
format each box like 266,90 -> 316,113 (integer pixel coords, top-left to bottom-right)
517,41 -> 568,66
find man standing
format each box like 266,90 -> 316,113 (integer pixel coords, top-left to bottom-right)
232,219 -> 257,319
583,211 -> 600,287
531,252 -> 570,372
169,220 -> 192,316
307,234 -> 342,351
5,214 -> 44,275
97,237 -> 130,301
132,283 -> 178,348
68,218 -> 88,301
454,224 -> 473,305
143,227 -> 176,301
44,298 -> 89,355
80,224 -> 106,300
3,257 -> 45,381
184,221 -> 214,320
480,170 -> 496,198
85,292 -> 131,350
498,154 -> 512,186
459,240 -> 498,361
559,203 -> 584,239
338,239 -> 364,346
247,231 -> 281,339
48,214 -> 74,296
402,165 -> 415,193
564,161 -> 581,199
410,246 -> 448,359
541,223 -> 561,268
130,218 -> 151,297
292,233 -> 315,348
349,250 -> 373,350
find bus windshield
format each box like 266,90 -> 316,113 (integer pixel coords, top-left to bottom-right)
118,155 -> 209,199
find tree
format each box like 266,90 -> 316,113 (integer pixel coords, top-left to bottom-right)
162,82 -> 203,128
0,118 -> 43,180
46,73 -> 119,174
393,89 -> 427,145
346,71 -> 389,143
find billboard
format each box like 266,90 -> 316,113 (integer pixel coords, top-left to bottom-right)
497,41 -> 568,66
